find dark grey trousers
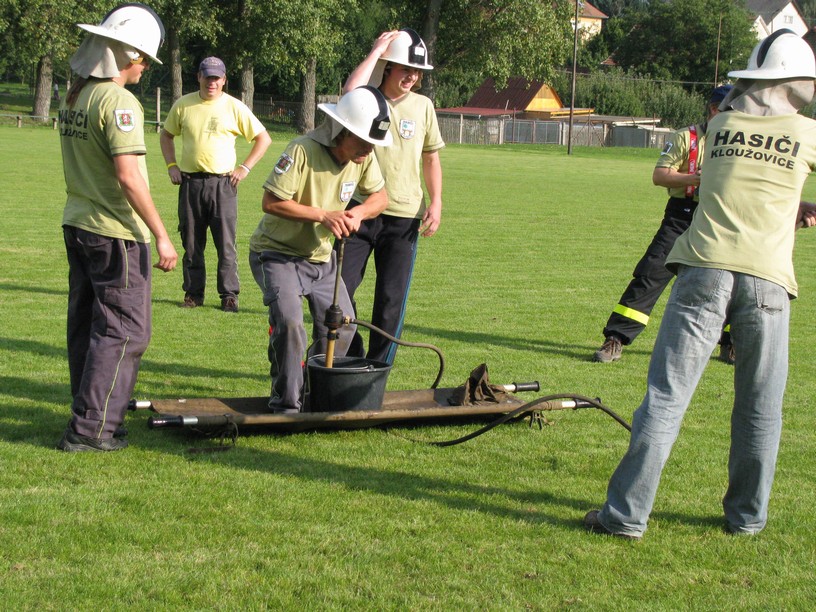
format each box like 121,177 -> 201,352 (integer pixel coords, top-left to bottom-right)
178,174 -> 239,300
249,249 -> 356,411
64,226 -> 152,439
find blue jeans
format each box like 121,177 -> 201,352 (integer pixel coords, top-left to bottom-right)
599,265 -> 790,536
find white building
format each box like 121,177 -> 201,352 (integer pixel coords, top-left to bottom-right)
745,0 -> 808,38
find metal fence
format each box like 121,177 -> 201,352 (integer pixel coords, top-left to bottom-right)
3,105 -> 672,150
437,113 -> 669,149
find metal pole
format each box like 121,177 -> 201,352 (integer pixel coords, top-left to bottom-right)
324,239 -> 346,368
568,0 -> 580,155
714,13 -> 723,86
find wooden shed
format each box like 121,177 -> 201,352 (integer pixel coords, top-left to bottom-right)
438,77 -> 593,119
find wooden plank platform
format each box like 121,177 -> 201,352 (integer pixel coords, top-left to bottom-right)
144,388 -> 530,433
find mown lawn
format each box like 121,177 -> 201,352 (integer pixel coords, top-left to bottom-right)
1,126 -> 815,609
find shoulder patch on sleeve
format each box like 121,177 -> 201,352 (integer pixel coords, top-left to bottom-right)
274,153 -> 294,174
114,109 -> 136,132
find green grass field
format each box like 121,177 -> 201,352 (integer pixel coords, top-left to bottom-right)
1,126 -> 815,609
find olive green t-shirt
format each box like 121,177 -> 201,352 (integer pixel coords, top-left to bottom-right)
654,124 -> 706,200
60,80 -> 150,242
365,91 -> 444,219
250,133 -> 385,263
667,111 -> 816,297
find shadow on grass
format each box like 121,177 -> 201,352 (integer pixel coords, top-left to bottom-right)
0,370 -> 714,534
0,337 -> 269,391
402,323 -> 656,361
0,282 -> 66,296
182,438 -> 591,529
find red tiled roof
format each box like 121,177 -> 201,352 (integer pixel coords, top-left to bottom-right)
576,0 -> 608,20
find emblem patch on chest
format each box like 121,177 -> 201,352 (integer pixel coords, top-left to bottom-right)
399,119 -> 416,140
114,109 -> 135,132
274,153 -> 294,174
340,181 -> 355,203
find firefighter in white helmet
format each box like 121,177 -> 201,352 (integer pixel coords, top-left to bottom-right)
585,30 -> 816,539
338,28 -> 445,365
57,3 -> 177,452
249,86 -> 391,414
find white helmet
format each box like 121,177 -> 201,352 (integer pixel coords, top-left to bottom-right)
381,28 -> 433,71
367,28 -> 433,88
728,29 -> 816,80
318,86 -> 393,146
77,3 -> 165,65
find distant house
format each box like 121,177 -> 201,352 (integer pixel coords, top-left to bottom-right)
745,0 -> 808,38
436,77 -> 593,119
572,0 -> 609,41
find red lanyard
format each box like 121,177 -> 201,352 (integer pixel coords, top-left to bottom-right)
686,125 -> 698,198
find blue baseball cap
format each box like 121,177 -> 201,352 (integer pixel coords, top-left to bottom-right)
199,56 -> 226,78
709,84 -> 733,105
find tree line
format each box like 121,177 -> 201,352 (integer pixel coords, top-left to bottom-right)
2,0 -> 761,130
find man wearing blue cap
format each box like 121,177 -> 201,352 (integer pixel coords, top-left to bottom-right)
161,56 -> 271,312
593,85 -> 734,363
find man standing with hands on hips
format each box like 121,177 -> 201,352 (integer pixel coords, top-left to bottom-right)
161,56 -> 271,312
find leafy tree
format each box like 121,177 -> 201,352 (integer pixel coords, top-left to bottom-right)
584,0 -> 756,90
799,0 -> 816,26
213,0 -> 356,131
432,0 -> 574,107
350,0 -> 575,107
551,68 -> 707,128
1,0 -> 106,118
156,0 -> 222,102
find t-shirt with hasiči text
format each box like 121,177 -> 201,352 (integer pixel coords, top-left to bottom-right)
667,110 -> 816,297
60,80 -> 150,242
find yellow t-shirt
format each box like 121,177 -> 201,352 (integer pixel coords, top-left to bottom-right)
667,111 -> 816,297
366,91 -> 444,219
163,91 -> 267,174
250,133 -> 385,263
60,80 -> 150,242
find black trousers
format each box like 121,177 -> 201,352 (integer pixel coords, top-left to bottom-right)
603,198 -> 695,345
64,226 -> 152,438
338,212 -> 420,364
178,174 -> 239,300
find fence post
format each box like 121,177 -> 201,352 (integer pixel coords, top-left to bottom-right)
16,115 -> 22,128
458,114 -> 463,145
156,87 -> 161,133
52,117 -> 58,129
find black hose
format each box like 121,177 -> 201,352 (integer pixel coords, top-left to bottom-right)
351,318 -> 445,388
416,393 -> 631,447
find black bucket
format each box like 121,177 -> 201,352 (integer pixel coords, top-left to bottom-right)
305,355 -> 392,412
